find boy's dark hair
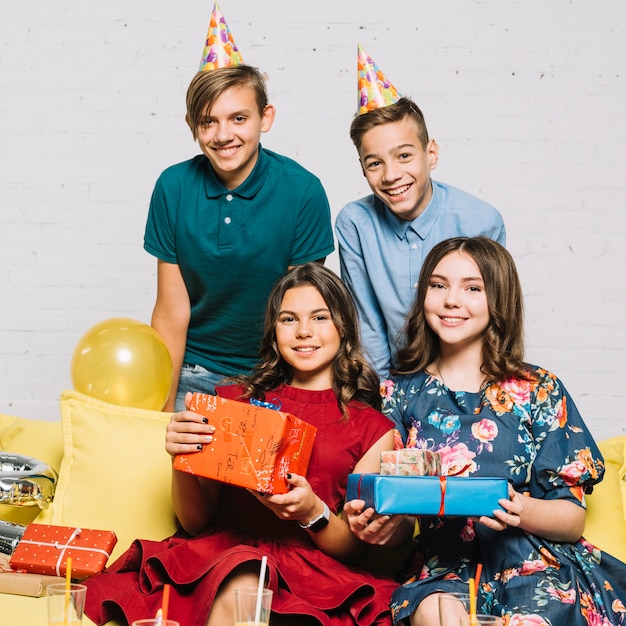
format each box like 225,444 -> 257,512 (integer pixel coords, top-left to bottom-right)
349,97 -> 430,152
185,65 -> 269,140
234,262 -> 382,418
395,236 -> 532,384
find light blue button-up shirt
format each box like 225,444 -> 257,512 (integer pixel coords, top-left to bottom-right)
335,180 -> 506,378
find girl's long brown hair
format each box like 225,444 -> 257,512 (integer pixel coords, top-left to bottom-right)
234,263 -> 382,418
394,237 -> 532,383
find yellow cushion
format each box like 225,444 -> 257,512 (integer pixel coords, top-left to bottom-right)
0,413 -> 64,525
584,436 -> 626,563
35,390 -> 178,562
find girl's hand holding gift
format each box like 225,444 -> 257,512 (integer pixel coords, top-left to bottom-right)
248,473 -> 320,524
165,391 -> 215,457
343,499 -> 413,547
476,483 -> 522,532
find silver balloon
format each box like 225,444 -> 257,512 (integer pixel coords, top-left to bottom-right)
0,519 -> 26,555
0,453 -> 57,508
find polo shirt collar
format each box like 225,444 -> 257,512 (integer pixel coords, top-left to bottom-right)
383,181 -> 443,241
203,145 -> 268,198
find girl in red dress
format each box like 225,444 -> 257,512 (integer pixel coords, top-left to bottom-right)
84,263 -> 411,626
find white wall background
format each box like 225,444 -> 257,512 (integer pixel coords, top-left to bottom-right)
1,0 -> 624,441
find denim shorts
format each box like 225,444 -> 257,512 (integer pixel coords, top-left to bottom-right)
175,363 -> 231,411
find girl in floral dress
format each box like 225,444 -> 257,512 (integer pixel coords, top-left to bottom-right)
345,237 -> 626,626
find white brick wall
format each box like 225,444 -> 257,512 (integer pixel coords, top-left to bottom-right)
1,0 -> 624,441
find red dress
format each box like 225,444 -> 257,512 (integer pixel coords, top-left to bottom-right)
84,385 -> 398,626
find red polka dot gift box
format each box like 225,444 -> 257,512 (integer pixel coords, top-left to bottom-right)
9,524 -> 117,580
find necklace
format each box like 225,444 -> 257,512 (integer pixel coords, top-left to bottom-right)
435,360 -> 448,388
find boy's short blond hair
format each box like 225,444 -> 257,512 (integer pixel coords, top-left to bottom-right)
349,97 -> 430,152
186,65 -> 269,140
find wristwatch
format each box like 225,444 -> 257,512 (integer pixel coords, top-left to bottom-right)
298,502 -> 331,533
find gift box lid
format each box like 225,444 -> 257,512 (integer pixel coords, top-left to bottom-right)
347,473 -> 509,517
174,393 -> 317,494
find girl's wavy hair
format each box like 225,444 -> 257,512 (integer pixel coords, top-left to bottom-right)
234,263 -> 382,418
394,236 -> 532,382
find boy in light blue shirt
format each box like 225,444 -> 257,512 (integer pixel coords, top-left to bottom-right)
336,48 -> 505,378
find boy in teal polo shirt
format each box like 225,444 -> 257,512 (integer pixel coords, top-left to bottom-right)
146,8 -> 333,411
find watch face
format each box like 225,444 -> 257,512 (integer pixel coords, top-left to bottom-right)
298,503 -> 331,533
308,515 -> 330,533
309,504 -> 331,533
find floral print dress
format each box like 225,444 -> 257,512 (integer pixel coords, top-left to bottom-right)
381,366 -> 626,625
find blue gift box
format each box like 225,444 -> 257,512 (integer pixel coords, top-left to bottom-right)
346,473 -> 509,517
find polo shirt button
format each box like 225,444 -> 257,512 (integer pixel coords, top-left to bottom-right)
224,216 -> 232,224
226,194 -> 233,201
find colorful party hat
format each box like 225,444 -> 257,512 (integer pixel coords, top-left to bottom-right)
357,44 -> 401,115
199,2 -> 244,71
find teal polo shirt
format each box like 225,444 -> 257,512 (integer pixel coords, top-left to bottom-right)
144,147 -> 334,375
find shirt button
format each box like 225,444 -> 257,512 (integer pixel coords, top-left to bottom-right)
411,243 -> 417,250
224,217 -> 232,224
413,282 -> 418,289
226,194 -> 233,201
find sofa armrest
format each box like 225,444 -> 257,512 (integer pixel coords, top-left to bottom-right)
584,436 -> 626,563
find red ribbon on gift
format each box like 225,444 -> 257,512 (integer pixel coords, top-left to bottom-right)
357,474 -> 365,499
438,476 -> 447,516
438,464 -> 472,516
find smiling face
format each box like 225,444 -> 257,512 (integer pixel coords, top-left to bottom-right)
274,284 -> 341,390
193,84 -> 275,190
358,115 -> 439,222
424,250 -> 490,353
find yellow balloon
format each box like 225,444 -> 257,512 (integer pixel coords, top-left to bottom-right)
71,318 -> 173,410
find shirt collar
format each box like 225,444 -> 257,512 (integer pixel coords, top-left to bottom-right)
203,145 -> 268,199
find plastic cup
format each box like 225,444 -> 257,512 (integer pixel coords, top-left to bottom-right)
439,593 -> 502,626
439,592 -> 470,626
47,583 -> 87,626
234,587 -> 273,626
131,617 -> 180,626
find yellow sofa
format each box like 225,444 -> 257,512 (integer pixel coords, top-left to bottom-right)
1,390 -> 625,626
0,390 -> 179,626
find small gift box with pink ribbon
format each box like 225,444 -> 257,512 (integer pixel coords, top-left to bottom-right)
346,473 -> 508,517
380,449 -> 442,476
9,524 -> 117,580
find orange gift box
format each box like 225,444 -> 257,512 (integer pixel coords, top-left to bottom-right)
174,393 -> 317,494
9,524 -> 117,580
